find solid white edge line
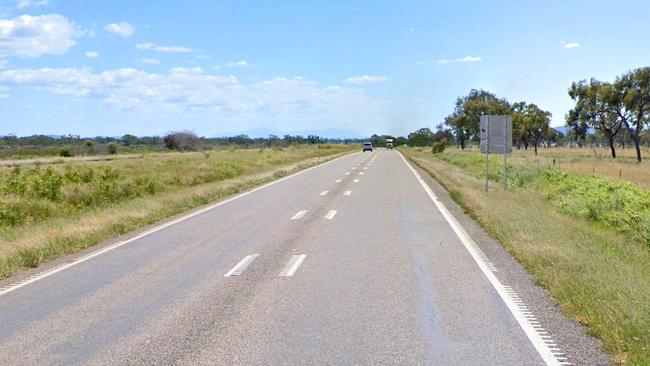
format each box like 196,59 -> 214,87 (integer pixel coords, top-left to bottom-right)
397,151 -> 562,366
280,254 -> 306,277
224,253 -> 260,277
0,152 -> 357,297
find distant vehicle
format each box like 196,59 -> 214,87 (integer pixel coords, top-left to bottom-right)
363,142 -> 373,152
386,138 -> 394,149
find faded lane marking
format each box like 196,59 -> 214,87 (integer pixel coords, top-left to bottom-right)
224,254 -> 259,277
279,254 -> 307,277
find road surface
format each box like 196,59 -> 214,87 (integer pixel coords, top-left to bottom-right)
0,150 -> 606,365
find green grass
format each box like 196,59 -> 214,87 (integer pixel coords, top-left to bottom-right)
0,145 -> 353,279
402,147 -> 650,365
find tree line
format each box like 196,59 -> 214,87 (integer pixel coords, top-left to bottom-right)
567,67 -> 650,162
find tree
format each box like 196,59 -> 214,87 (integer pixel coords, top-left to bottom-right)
513,102 -> 551,155
444,90 -> 511,149
526,104 -> 552,155
567,79 -> 623,158
408,128 -> 435,147
121,134 -> 138,146
163,131 -> 201,151
616,67 -> 650,162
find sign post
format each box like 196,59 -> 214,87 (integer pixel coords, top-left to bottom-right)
480,115 -> 512,191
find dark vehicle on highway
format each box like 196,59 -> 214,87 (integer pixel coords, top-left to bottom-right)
363,142 -> 373,152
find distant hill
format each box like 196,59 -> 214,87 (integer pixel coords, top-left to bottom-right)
228,128 -> 366,139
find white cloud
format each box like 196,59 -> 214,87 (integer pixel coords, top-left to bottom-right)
563,42 -> 580,49
136,42 -> 153,50
436,56 -> 482,64
153,45 -> 192,53
0,67 -> 382,125
225,60 -> 249,68
0,14 -> 81,58
344,75 -> 388,84
85,51 -> 99,58
104,22 -> 134,38
415,60 -> 426,65
136,42 -> 192,53
140,58 -> 160,64
15,0 -> 49,8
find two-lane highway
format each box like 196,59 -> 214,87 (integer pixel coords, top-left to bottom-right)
0,150 -> 596,365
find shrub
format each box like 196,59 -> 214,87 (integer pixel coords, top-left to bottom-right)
59,148 -> 73,157
107,142 -> 119,155
163,131 -> 200,151
431,140 -> 448,154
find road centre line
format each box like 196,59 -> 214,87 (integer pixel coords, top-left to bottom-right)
224,254 -> 259,277
325,210 -> 338,220
291,210 -> 308,220
279,254 -> 307,277
397,151 -> 565,366
0,152 -> 355,298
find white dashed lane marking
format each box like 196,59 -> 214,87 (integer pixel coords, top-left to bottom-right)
359,172 -> 364,175
291,210 -> 308,220
335,179 -> 342,183
224,254 -> 259,277
353,179 -> 360,183
320,191 -> 329,196
279,254 -> 306,277
344,190 -> 352,196
325,210 -> 338,220
345,172 -> 350,175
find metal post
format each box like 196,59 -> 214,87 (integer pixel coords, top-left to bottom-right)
485,115 -> 489,192
503,118 -> 507,190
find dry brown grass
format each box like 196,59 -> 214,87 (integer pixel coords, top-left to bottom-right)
449,146 -> 650,189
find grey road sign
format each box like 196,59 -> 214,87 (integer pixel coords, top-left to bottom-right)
480,115 -> 512,154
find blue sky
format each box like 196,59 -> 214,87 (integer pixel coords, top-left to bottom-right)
0,0 -> 648,137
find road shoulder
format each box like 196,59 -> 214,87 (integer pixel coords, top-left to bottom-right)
405,154 -> 611,366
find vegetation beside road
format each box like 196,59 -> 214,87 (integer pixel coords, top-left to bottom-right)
403,147 -> 650,365
0,144 -> 354,280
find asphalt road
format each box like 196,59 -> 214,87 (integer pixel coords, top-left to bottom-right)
0,150 -> 608,365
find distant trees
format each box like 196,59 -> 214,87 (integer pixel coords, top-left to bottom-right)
567,67 -> 650,162
162,131 -> 201,151
407,128 -> 435,147
567,79 -> 624,158
512,102 -> 552,155
444,89 -> 512,149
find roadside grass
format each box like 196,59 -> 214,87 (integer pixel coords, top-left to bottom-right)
453,146 -> 650,189
403,147 -> 650,365
0,145 -> 353,279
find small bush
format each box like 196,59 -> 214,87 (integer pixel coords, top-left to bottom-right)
59,148 -> 73,157
431,140 -> 448,154
107,142 -> 119,155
